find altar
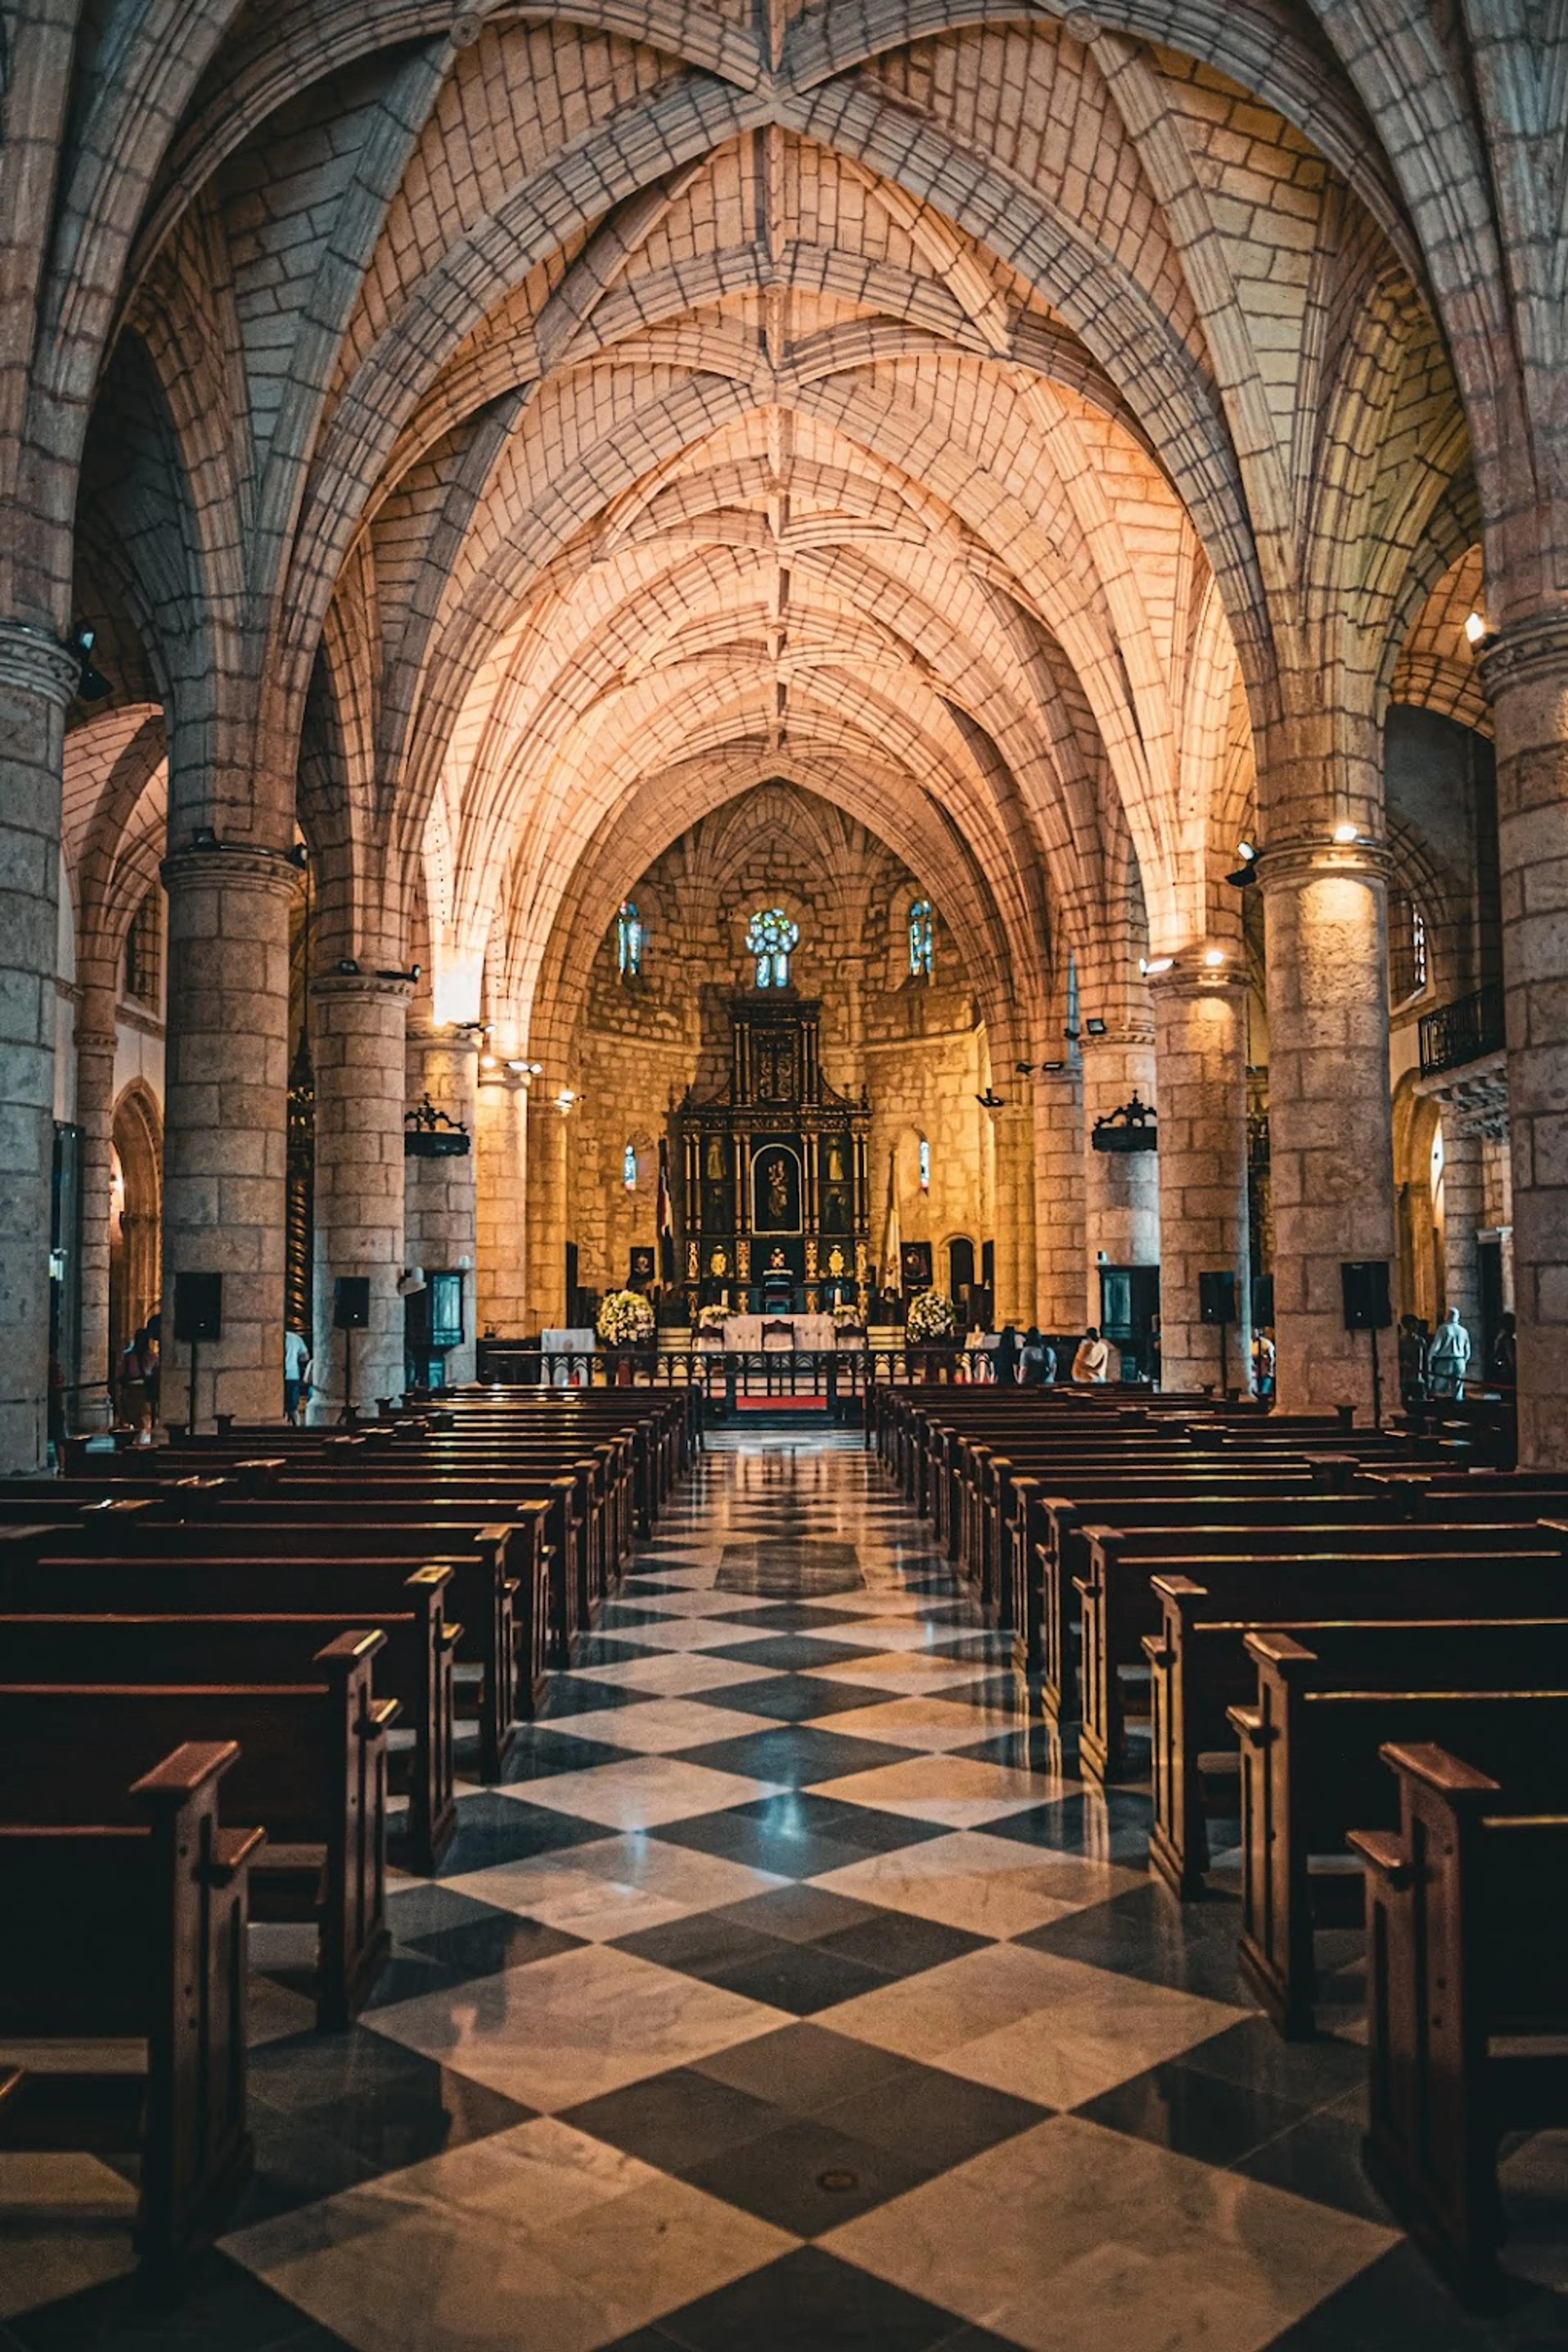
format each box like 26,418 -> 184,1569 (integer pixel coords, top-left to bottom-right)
721,1311 -> 837,1352
673,990 -> 871,1319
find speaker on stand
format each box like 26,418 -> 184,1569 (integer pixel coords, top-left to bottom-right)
173,1273 -> 223,1435
1198,1270 -> 1237,1398
1341,1260 -> 1392,1428
334,1276 -> 371,1423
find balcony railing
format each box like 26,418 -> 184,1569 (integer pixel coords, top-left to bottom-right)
1418,983 -> 1506,1079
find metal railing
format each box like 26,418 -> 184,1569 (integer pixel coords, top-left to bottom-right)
1418,982 -> 1506,1078
473,1342 -> 976,1408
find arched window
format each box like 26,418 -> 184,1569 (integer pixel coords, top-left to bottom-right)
123,889 -> 162,1005
908,898 -> 933,980
1388,890 -> 1430,1004
918,1137 -> 931,1192
617,900 -> 643,978
623,1142 -> 638,1190
746,906 -> 799,988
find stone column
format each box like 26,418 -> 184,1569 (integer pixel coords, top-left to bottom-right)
1033,1066 -> 1084,1332
159,846 -> 297,1427
1260,838 -> 1395,1417
0,626 -> 78,1468
989,1103 -> 1036,1326
1150,965 -> 1252,1394
73,993 -> 119,1425
405,1025 -> 479,1383
476,1070 -> 530,1337
1080,1028 -> 1159,1319
527,1085 -> 570,1330
1479,621 -> 1568,1464
1439,1111 -> 1485,1342
311,973 -> 411,1417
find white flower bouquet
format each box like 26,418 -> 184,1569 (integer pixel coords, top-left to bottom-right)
597,1290 -> 655,1346
905,1288 -> 958,1343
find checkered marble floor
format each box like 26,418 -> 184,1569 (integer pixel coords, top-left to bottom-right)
4,1430 -> 1566,2351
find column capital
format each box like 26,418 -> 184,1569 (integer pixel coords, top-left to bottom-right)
310,970 -> 414,1007
73,1024 -> 119,1059
1145,960 -> 1251,1002
1478,611 -> 1568,695
160,843 -> 304,900
0,620 -> 81,707
408,1019 -> 482,1056
1078,1022 -> 1154,1051
1254,835 -> 1392,892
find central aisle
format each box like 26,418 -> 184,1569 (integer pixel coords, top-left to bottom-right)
220,1430 -> 1481,2351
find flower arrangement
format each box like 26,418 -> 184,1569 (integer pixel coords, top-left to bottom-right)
905,1288 -> 958,1344
697,1303 -> 730,1332
831,1301 -> 864,1329
597,1290 -> 655,1346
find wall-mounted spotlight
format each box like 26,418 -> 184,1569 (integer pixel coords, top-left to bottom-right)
1138,960 -> 1172,978
190,825 -> 220,850
1040,1059 -> 1067,1074
1014,1061 -> 1035,1076
1465,611 -> 1487,646
1203,948 -> 1226,967
336,957 -> 361,975
70,628 -> 111,702
1084,1015 -> 1108,1033
374,965 -> 421,983
975,1087 -> 1004,1109
1332,822 -> 1360,845
1227,840 -> 1258,888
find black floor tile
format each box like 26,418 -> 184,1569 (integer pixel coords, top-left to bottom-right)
814,1907 -> 988,1980
497,1726 -> 633,1780
1232,2090 -> 1396,2226
2,2252 -> 358,2352
704,1633 -> 872,1670
678,2111 -> 931,2233
1074,2055 -> 1312,2167
821,2062 -> 1047,2174
538,1673 -> 650,1718
685,1673 -> 890,1722
613,1910 -> 786,1977
428,1793 -> 610,1875
694,2022 -> 918,2115
1178,2014 -> 1367,2108
654,2245 -> 976,2352
562,2063 -> 784,2171
1263,2242 -> 1568,2348
695,1938 -> 888,2014
670,1725 -> 915,1785
1016,1882 -> 1251,2003
712,1882 -> 884,1944
983,1791 -> 1152,1864
655,1792 -> 942,1878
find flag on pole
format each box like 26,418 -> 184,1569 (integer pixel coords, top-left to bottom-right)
880,1147 -> 903,1298
657,1137 -> 675,1284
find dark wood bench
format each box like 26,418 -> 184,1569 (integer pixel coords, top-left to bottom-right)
1076,1518 -> 1555,1780
1230,1626 -> 1568,2035
1352,1736 -> 1568,2307
1143,1556 -> 1568,1894
0,1586 -> 457,1873
0,1739 -> 261,2298
0,1629 -> 392,2027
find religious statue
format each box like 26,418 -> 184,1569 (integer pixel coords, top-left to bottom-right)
705,1137 -> 725,1180
766,1155 -> 790,1219
768,1247 -> 788,1271
826,1143 -> 844,1182
709,1247 -> 728,1275
827,1247 -> 846,1277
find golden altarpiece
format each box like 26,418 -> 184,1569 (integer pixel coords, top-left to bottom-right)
675,996 -> 871,1316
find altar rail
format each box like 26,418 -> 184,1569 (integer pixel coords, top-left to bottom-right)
472,1341 -> 971,1415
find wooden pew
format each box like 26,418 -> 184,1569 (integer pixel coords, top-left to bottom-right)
1076,1517 -> 1553,1780
0,1588 -> 457,1873
0,1739 -> 261,2297
1229,1625 -> 1568,2035
1352,1737 -> 1568,2307
0,1630 -> 393,2027
1142,1557 -> 1568,1894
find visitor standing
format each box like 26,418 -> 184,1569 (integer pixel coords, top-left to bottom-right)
1427,1307 -> 1472,1400
1071,1326 -> 1112,1383
284,1325 -> 313,1425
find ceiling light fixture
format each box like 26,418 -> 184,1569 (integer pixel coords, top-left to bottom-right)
1465,611 -> 1487,645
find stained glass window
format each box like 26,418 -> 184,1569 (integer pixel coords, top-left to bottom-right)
623,1142 -> 638,1189
746,906 -> 798,988
909,898 -> 933,979
617,900 -> 643,978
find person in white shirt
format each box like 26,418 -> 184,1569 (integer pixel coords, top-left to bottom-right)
1426,1306 -> 1472,1401
283,1325 -> 313,1424
1071,1327 -> 1113,1383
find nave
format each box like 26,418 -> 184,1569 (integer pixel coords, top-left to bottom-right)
6,1428 -> 1565,2352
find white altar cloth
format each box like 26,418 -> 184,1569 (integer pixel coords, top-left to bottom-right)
722,1311 -> 837,1351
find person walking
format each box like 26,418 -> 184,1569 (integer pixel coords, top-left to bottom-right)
1071,1326 -> 1112,1383
1426,1306 -> 1472,1401
283,1325 -> 313,1425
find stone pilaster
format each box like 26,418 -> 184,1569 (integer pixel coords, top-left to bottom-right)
476,1070 -> 530,1337
1150,965 -> 1252,1394
311,973 -> 411,1417
405,1025 -> 479,1383
989,1102 -> 1035,1326
159,846 -> 298,1427
527,1084 -> 570,1330
1080,1028 -> 1159,1319
1259,837 -> 1395,1417
0,625 -> 89,1468
1480,619 -> 1568,1465
73,998 -> 119,1425
1033,1065 -> 1085,1332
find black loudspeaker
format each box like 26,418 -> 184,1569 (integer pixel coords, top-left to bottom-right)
1341,1260 -> 1392,1332
334,1276 -> 371,1331
173,1271 -> 223,1344
1198,1271 -> 1237,1327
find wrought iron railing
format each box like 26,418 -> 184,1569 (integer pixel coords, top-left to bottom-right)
472,1342 -> 973,1410
1417,983 -> 1506,1078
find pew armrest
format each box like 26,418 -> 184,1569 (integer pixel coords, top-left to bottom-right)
439,1620 -> 463,1650
1227,1703 -> 1265,1743
204,1824 -> 267,1887
366,1698 -> 401,1737
129,1739 -> 241,1805
1379,1741 -> 1501,1797
1141,1635 -> 1173,1666
1243,1630 -> 1314,1668
1346,1828 -> 1410,1888
1150,1575 -> 1204,1600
